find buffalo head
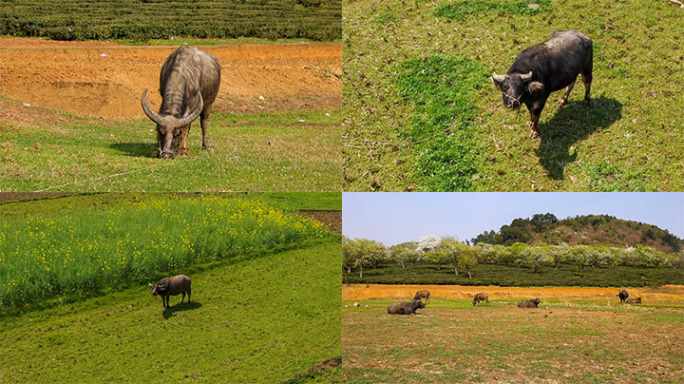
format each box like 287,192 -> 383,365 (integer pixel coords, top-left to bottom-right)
140,88 -> 203,159
491,71 -> 543,109
149,282 -> 167,296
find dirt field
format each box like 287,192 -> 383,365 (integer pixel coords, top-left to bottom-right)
343,284 -> 684,304
0,38 -> 341,119
343,284 -> 684,383
300,210 -> 341,234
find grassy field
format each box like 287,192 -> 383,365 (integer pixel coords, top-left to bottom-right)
0,241 -> 341,384
343,262 -> 684,287
343,298 -> 684,383
0,107 -> 341,192
0,0 -> 341,41
343,0 -> 683,191
0,193 -> 338,311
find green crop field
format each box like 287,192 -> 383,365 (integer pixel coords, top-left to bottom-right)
343,262 -> 684,287
0,193 -> 339,311
343,0 -> 683,191
0,107 -> 341,192
343,299 -> 684,383
0,0 -> 341,41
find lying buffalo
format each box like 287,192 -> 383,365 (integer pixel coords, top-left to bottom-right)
618,289 -> 629,304
413,290 -> 430,304
149,274 -> 192,307
626,297 -> 641,304
492,30 -> 593,139
387,300 -> 426,315
518,298 -> 540,308
472,292 -> 489,306
141,44 -> 221,159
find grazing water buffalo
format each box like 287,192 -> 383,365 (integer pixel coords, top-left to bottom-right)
149,274 -> 192,307
141,44 -> 221,159
492,30 -> 593,139
626,297 -> 642,304
618,289 -> 629,304
413,290 -> 430,304
472,292 -> 489,306
387,300 -> 426,315
518,298 -> 540,308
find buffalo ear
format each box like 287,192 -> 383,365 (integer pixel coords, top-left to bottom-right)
527,81 -> 544,93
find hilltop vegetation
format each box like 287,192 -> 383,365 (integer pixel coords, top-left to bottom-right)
0,0 -> 341,41
472,213 -> 683,252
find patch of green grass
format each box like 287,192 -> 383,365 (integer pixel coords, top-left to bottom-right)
0,194 -> 336,310
435,0 -> 552,21
0,241 -> 341,383
0,107 -> 341,192
343,263 -> 684,286
343,0 -> 684,191
394,56 -> 490,191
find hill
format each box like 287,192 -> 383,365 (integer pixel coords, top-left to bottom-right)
472,213 -> 683,253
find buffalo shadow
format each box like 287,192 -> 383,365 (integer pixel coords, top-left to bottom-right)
110,142 -> 157,158
162,301 -> 202,319
536,96 -> 622,179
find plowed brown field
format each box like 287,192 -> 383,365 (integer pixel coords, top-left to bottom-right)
343,284 -> 684,303
0,38 -> 341,119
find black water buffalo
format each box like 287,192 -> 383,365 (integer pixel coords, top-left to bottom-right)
413,290 -> 430,304
149,274 -> 192,307
141,44 -> 221,158
387,300 -> 426,315
618,289 -> 629,304
518,298 -> 540,308
472,292 -> 489,306
626,297 -> 641,304
492,30 -> 593,139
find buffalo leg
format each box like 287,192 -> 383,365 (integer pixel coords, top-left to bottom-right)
582,73 -> 592,106
528,113 -> 541,139
181,292 -> 186,304
177,125 -> 190,156
559,80 -> 576,106
200,110 -> 213,150
187,288 -> 191,303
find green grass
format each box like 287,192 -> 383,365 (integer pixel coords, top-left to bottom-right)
0,107 -> 341,192
343,263 -> 684,287
0,241 -> 341,384
343,0 -> 684,191
0,193 -> 337,310
0,0 -> 341,41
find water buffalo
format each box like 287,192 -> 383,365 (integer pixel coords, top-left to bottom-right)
413,290 -> 430,304
626,297 -> 641,304
492,30 -> 593,139
149,274 -> 192,307
472,292 -> 489,306
141,44 -> 221,159
518,298 -> 540,308
618,289 -> 629,304
387,300 -> 426,315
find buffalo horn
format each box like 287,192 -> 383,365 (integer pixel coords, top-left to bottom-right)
491,73 -> 506,83
520,71 -> 533,82
173,93 -> 204,128
141,88 -> 163,125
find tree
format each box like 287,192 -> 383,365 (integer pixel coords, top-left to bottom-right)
458,247 -> 478,279
387,243 -> 418,268
341,238 -> 385,278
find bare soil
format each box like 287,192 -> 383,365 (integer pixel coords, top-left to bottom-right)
0,38 -> 341,119
300,210 -> 341,234
343,284 -> 684,303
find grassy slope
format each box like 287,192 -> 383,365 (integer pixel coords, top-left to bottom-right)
0,242 -> 341,384
342,301 -> 684,383
0,108 -> 341,192
343,0 -> 683,191
343,263 -> 684,287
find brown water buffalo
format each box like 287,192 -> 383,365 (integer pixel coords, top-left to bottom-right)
149,274 -> 192,307
387,300 -> 426,315
618,289 -> 629,304
492,30 -> 593,138
472,292 -> 489,306
413,290 -> 430,304
141,44 -> 221,159
626,297 -> 641,304
518,298 -> 540,308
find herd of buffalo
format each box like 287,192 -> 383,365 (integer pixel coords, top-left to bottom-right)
386,289 -> 642,315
